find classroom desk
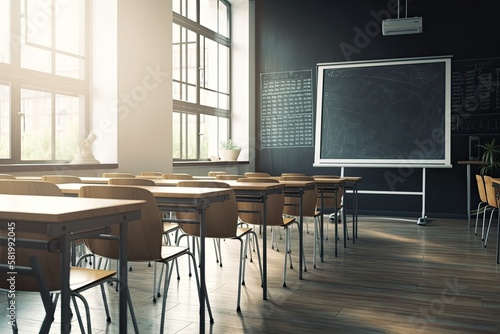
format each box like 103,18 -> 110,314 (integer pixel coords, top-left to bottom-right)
0,194 -> 143,334
57,183 -> 232,333
277,180 -> 316,279
229,181 -> 285,299
458,161 -> 485,225
313,177 -> 347,259
342,176 -> 363,241
59,181 -> 284,301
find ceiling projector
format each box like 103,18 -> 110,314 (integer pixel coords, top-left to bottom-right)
382,17 -> 423,36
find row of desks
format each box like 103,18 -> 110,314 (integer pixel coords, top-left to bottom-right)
1,175 -> 362,333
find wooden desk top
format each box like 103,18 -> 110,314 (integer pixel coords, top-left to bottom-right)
57,183 -> 232,199
0,194 -> 144,235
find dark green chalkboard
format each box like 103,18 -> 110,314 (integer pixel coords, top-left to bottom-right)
314,57 -> 452,167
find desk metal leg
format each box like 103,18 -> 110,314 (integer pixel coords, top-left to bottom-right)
466,164 -> 471,226
299,190 -> 304,279
119,221 -> 129,333
61,234 -> 71,334
262,198 -> 268,299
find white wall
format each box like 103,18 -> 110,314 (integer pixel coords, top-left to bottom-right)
115,0 -> 172,174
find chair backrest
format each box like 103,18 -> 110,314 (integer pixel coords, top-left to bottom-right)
483,175 -> 499,208
102,172 -> 136,178
108,178 -> 156,186
0,179 -> 63,196
215,174 -> 245,180
140,171 -> 163,177
281,173 -> 305,177
0,173 -> 15,179
279,176 -> 319,216
244,172 -> 271,178
162,173 -> 193,180
78,185 -> 163,261
175,181 -> 238,238
208,171 -> 229,177
313,176 -> 344,210
312,175 -> 341,179
41,174 -> 82,184
475,174 -> 488,203
0,180 -> 63,291
236,178 -> 285,226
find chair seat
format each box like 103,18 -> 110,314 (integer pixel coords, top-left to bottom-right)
159,245 -> 191,262
70,267 -> 116,292
282,217 -> 297,228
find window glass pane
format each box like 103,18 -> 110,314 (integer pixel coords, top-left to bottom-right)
56,53 -> 84,79
21,43 -> 51,73
55,94 -> 80,160
200,0 -> 218,32
172,112 -> 181,158
218,1 -> 229,37
187,0 -> 196,21
172,24 -> 181,81
187,84 -> 196,103
218,116 -> 229,143
199,114 -> 219,159
219,44 -> 229,94
0,1 -> 9,64
55,0 -> 85,56
200,88 -> 217,108
0,83 -> 11,158
201,38 -> 218,91
186,113 -> 197,159
218,92 -> 229,110
186,30 -> 197,85
24,0 -> 52,48
21,89 -> 52,160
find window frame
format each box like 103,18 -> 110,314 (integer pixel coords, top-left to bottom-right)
0,0 -> 90,164
172,0 -> 231,161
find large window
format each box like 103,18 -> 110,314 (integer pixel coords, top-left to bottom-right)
0,0 -> 88,163
172,0 -> 231,160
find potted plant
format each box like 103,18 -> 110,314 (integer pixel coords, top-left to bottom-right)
219,139 -> 241,161
478,138 -> 500,176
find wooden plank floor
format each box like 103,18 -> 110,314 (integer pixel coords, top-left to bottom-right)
1,216 -> 500,333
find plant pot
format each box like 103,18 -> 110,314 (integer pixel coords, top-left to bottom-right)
219,149 -> 241,161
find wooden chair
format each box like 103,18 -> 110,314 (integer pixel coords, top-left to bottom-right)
313,175 -> 345,242
78,185 -> 213,330
108,177 -> 180,286
279,175 -> 320,270
0,173 -> 15,179
208,171 -> 229,177
474,174 -> 492,239
215,174 -> 245,180
175,180 -> 262,312
244,172 -> 271,178
281,173 -> 305,177
162,173 -> 193,179
236,177 -> 297,287
41,175 -> 82,184
108,178 -> 156,186
139,171 -> 163,177
102,172 -> 136,178
482,176 -> 499,247
0,180 -> 116,334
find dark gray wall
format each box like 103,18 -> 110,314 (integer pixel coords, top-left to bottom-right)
254,0 -> 500,219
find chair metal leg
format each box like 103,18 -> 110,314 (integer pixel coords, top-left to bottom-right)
484,208 -> 497,247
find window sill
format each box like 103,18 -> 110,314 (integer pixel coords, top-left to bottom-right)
173,160 -> 249,167
0,163 -> 118,173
